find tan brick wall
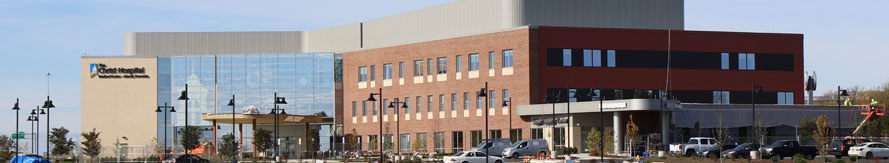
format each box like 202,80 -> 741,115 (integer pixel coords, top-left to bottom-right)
343,28 -> 533,153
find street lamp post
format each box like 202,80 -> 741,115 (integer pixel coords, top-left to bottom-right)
155,103 -> 175,159
28,112 -> 35,154
837,87 -> 849,138
177,84 -> 190,156
477,82 -> 489,163
388,99 -> 408,156
366,88 -> 384,161
751,81 -> 764,144
567,88 -> 575,152
270,92 -> 288,161
34,107 -> 44,156
598,83 -> 604,161
502,98 -> 512,142
227,95 -> 237,161
12,98 -> 21,159
42,72 -> 54,159
548,90 -> 561,157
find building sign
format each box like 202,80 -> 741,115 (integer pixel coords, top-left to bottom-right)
89,63 -> 150,79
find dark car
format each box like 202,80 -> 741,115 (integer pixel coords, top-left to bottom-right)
698,144 -> 741,158
829,137 -> 870,158
762,140 -> 818,160
721,143 -> 761,159
166,154 -> 209,163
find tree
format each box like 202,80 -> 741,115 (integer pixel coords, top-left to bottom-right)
753,112 -> 766,145
179,126 -> 202,151
712,112 -> 730,153
626,115 -> 639,156
253,128 -> 273,157
348,129 -> 359,151
813,115 -> 834,155
50,127 -> 76,157
218,133 -> 238,159
0,135 -> 15,161
81,128 -> 102,161
586,127 -> 603,156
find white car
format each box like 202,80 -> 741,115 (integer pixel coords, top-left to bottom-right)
444,151 -> 504,163
848,142 -> 889,159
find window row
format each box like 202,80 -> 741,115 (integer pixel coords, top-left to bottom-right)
547,48 -> 794,71
357,129 -> 522,153
351,89 -> 509,117
546,88 -> 796,105
358,49 -> 514,82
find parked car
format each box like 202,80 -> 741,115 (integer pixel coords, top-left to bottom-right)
472,138 -> 512,156
502,139 -> 549,159
829,137 -> 870,158
164,154 -> 209,163
761,140 -> 818,160
669,137 -> 719,157
720,143 -> 761,159
848,142 -> 889,159
698,144 -> 742,158
444,151 -> 504,163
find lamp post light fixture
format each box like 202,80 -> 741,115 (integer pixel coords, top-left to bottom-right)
837,87 -> 850,138
27,111 -> 35,154
177,84 -> 190,156
270,92 -> 288,160
477,82 -> 489,163
366,88 -> 384,160
155,103 -> 175,159
502,98 -> 512,142
751,81 -> 764,144
12,98 -> 20,158
227,94 -> 237,160
387,99 -> 408,155
42,72 -> 55,158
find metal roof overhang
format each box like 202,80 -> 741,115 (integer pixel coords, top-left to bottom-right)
201,113 -> 323,124
515,99 -> 680,116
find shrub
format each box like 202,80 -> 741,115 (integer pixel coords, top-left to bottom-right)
849,155 -> 858,162
771,156 -> 779,162
658,156 -> 667,160
835,159 -> 847,163
792,154 -> 807,163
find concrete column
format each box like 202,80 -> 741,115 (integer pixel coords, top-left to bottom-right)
661,111 -> 670,150
613,112 -> 622,154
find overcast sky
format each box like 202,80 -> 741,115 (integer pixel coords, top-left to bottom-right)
1,0 -> 887,152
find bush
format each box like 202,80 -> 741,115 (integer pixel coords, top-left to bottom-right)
849,155 -> 858,162
771,156 -> 779,162
792,154 -> 807,163
822,157 -> 832,162
835,159 -> 847,163
554,146 -> 578,155
658,156 -> 667,160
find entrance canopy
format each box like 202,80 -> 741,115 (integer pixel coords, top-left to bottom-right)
201,113 -> 323,124
673,104 -> 862,128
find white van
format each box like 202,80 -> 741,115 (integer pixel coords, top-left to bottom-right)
502,139 -> 550,159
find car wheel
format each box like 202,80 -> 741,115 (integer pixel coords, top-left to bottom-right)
835,155 -> 842,159
462,161 -> 469,163
806,153 -> 815,160
495,160 -> 502,163
511,153 -> 519,159
866,152 -> 874,159
685,149 -> 695,157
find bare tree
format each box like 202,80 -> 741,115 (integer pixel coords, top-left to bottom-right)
713,112 -> 729,153
813,115 -> 834,155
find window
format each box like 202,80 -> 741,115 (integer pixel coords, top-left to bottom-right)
427,95 -> 433,112
489,90 -> 496,108
405,97 -> 411,113
583,49 -> 593,67
778,92 -> 794,104
739,53 -> 755,70
451,93 -> 457,111
373,99 -> 378,115
469,54 -> 479,71
720,53 -> 729,70
531,128 -> 543,139
463,92 -> 470,110
362,101 -> 367,116
427,58 -> 433,75
713,91 -> 730,104
437,57 -> 447,74
413,60 -> 424,76
569,89 -> 577,102
400,133 -> 411,152
370,65 -> 375,81
490,130 -> 502,139
456,55 -> 463,72
359,66 -> 367,82
502,89 -> 509,106
384,63 -> 392,79
489,51 -> 495,69
383,99 -> 389,115
439,94 -> 445,112
417,133 -> 429,153
553,127 -> 565,146
502,50 -> 514,68
510,129 -> 523,142
470,130 -> 483,147
607,50 -> 616,67
368,135 -> 377,151
432,132 -> 443,153
399,62 -> 404,78
416,96 -> 422,113
451,131 -> 464,153
476,93 -> 483,109
593,50 -> 602,67
352,101 -> 357,117
562,49 -> 572,66
383,134 -> 394,151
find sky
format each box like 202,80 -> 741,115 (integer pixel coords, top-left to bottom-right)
1,0 -> 887,152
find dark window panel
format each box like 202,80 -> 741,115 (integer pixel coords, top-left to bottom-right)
755,53 -> 794,71
547,48 -> 564,66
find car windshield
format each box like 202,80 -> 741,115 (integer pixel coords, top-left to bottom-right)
769,141 -> 786,147
478,142 -> 492,148
453,152 -> 465,156
513,142 -> 527,148
733,144 -> 749,150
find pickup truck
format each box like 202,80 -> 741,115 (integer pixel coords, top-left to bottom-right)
762,140 -> 818,160
669,137 -> 719,157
